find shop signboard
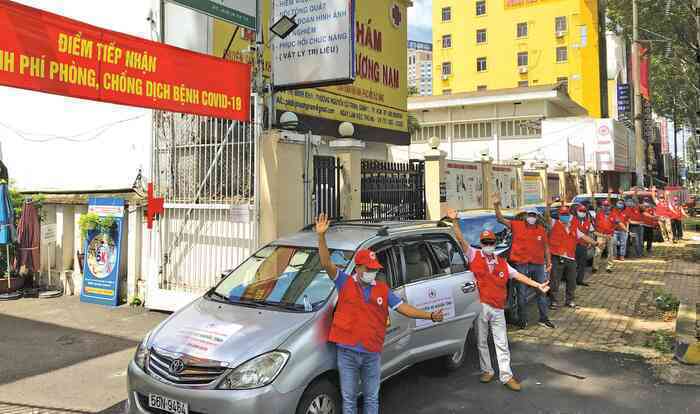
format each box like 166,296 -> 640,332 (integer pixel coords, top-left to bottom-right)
213,0 -> 409,144
273,0 -> 355,90
444,161 -> 483,210
0,0 -> 251,121
80,198 -> 125,307
171,0 -> 257,30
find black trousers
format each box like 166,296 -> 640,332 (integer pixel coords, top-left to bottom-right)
643,226 -> 654,252
575,244 -> 588,284
671,219 -> 683,240
550,255 -> 577,304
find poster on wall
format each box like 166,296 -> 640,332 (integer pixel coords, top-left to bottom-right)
491,166 -> 517,208
171,0 -> 257,30
80,198 -> 125,307
523,175 -> 543,205
272,0 -> 356,89
444,161 -> 483,210
0,0 -> 251,121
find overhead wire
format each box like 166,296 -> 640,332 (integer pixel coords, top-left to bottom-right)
0,114 -> 148,143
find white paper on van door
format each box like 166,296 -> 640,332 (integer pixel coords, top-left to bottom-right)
405,278 -> 456,329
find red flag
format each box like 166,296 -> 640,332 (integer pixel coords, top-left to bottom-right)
639,46 -> 650,100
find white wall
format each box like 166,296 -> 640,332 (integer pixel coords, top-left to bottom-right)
0,0 -> 158,192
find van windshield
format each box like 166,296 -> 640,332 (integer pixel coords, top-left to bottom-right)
210,245 -> 353,312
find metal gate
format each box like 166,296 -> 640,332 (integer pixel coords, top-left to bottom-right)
313,156 -> 342,220
146,102 -> 259,312
361,159 -> 426,221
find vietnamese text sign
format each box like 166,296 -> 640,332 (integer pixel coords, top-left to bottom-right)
0,0 -> 251,121
80,198 -> 125,307
523,175 -> 543,205
213,0 -> 409,143
405,277 -> 456,329
40,223 -> 56,243
172,0 -> 256,30
273,0 -> 355,89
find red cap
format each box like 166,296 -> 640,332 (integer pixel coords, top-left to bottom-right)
480,230 -> 496,241
602,200 -> 611,206
558,206 -> 570,215
355,249 -> 383,270
577,205 -> 587,212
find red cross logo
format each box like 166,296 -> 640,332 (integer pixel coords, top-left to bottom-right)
146,182 -> 164,229
390,4 -> 402,28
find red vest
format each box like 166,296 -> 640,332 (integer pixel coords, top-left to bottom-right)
509,220 -> 547,265
574,216 -> 591,246
471,252 -> 510,309
595,211 -> 616,235
549,220 -> 578,259
642,208 -> 657,227
668,205 -> 682,220
623,207 -> 642,223
655,203 -> 672,218
328,276 -> 390,353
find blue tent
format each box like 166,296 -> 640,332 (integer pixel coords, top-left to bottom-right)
0,183 -> 15,245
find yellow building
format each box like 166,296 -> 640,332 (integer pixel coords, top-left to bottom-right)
433,0 -> 604,118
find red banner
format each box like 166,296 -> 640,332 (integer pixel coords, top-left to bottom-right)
639,45 -> 650,101
0,0 -> 250,121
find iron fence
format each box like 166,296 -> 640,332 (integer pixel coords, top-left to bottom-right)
361,159 -> 426,221
313,156 -> 342,220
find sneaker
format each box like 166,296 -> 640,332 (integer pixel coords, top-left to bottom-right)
592,268 -> 598,274
619,256 -> 625,261
516,320 -> 528,330
539,319 -> 556,329
480,372 -> 495,383
606,267 -> 613,273
565,302 -> 577,309
504,377 -> 522,392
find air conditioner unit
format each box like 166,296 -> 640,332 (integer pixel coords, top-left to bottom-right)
518,66 -> 528,74
555,30 -> 566,38
441,74 -> 450,80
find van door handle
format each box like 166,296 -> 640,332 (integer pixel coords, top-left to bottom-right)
461,281 -> 476,293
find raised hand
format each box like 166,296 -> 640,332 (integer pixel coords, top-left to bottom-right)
315,213 -> 330,235
492,193 -> 501,206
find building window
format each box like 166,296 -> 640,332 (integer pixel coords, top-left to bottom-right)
556,46 -> 568,62
442,62 -> 452,76
518,80 -> 529,87
557,76 -> 569,92
499,119 -> 541,138
477,85 -> 487,91
442,7 -> 451,21
517,22 -> 528,38
476,57 -> 487,72
555,16 -> 567,32
442,34 -> 452,48
453,121 -> 492,140
476,1 -> 486,16
413,125 -> 448,143
476,29 -> 487,44
517,52 -> 528,67
443,89 -> 452,95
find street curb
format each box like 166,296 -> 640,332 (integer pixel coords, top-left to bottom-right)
674,301 -> 700,365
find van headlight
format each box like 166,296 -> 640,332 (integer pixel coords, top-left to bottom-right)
218,351 -> 289,390
133,332 -> 151,370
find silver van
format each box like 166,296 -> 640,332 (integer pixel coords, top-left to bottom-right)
127,221 -> 481,414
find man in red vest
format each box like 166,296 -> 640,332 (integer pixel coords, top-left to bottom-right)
593,198 -> 617,273
447,208 -> 550,392
669,196 -> 687,242
574,204 -> 594,286
493,194 -> 554,329
640,200 -> 658,254
611,198 -> 630,260
653,189 -> 673,242
624,191 -> 645,257
548,205 -> 602,308
316,214 -> 443,414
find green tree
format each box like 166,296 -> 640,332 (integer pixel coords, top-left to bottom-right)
407,114 -> 421,136
408,86 -> 419,96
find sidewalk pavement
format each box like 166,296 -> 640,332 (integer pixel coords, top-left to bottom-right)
511,230 -> 700,384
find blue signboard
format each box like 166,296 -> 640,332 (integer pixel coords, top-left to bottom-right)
617,84 -> 631,113
80,198 -> 125,307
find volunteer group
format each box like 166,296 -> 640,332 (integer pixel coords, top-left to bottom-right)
313,187 -> 688,414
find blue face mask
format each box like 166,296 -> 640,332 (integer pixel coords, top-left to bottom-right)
559,215 -> 571,224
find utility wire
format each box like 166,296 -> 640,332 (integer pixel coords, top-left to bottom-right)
0,114 -> 148,143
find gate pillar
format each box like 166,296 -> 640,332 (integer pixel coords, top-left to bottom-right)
331,139 -> 365,220
512,159 -> 526,208
260,130 -> 306,245
424,147 -> 447,220
480,156 -> 494,209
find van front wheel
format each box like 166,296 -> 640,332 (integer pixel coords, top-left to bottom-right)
296,378 -> 341,414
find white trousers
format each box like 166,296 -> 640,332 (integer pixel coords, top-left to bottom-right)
477,303 -> 513,384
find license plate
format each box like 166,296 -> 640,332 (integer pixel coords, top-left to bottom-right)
148,394 -> 188,414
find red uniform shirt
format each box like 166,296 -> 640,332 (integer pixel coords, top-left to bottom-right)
655,202 -> 672,218
611,209 -> 628,229
574,216 -> 592,246
595,211 -> 616,235
623,207 -> 643,223
641,208 -> 657,227
509,220 -> 547,265
668,204 -> 683,220
328,276 -> 390,353
470,251 -> 511,310
549,220 -> 579,259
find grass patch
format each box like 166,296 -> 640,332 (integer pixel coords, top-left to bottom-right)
654,289 -> 680,312
644,330 -> 675,354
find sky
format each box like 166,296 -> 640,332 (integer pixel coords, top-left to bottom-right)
408,0 -> 432,43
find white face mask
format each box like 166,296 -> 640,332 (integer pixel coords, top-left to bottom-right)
526,216 -> 537,225
360,271 -> 377,284
577,212 -> 586,219
482,245 -> 496,255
